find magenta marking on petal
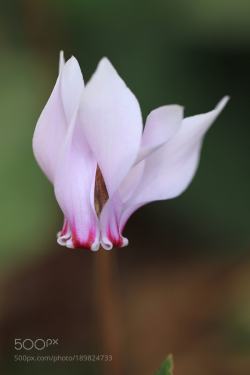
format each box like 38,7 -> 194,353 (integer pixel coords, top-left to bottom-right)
71,226 -> 96,250
107,225 -> 123,248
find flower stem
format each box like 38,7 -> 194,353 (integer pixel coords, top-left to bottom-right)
93,249 -> 124,375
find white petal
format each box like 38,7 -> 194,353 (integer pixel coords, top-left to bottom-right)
137,105 -> 183,163
100,196 -> 129,250
100,161 -> 144,248
32,56 -> 84,183
131,96 -> 230,205
54,111 -> 99,251
99,104 -> 183,246
118,160 -> 145,202
60,56 -> 84,123
80,57 -> 143,196
100,96 -> 229,246
33,78 -> 67,182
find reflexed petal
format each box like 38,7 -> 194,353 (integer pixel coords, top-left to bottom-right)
100,96 -> 229,247
32,56 -> 84,182
131,96 -> 229,204
100,104 -> 183,246
137,105 -> 183,163
80,57 -> 143,196
54,111 -> 99,251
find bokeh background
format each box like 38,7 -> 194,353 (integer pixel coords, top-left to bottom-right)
1,0 -> 250,374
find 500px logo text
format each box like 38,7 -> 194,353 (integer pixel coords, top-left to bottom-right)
14,338 -> 59,351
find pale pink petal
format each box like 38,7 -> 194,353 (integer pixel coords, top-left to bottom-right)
54,111 -> 99,251
33,54 -> 93,248
32,56 -> 84,183
100,196 -> 128,250
32,77 -> 67,182
100,105 -> 183,247
131,96 -> 229,205
60,56 -> 84,123
100,161 -> 145,249
137,105 -> 183,163
100,96 -> 229,247
80,57 -> 143,196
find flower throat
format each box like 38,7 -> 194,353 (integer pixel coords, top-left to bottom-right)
94,166 -> 109,216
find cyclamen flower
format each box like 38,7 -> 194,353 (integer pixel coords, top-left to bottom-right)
33,52 -> 228,251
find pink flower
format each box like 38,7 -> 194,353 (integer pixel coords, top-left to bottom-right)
33,52 -> 229,251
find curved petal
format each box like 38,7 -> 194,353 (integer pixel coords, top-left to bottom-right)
100,196 -> 128,250
60,56 -> 84,123
32,76 -> 67,182
100,104 -> 183,247
54,111 -> 99,251
80,57 -> 143,196
57,218 -> 71,244
32,56 -> 84,183
137,105 -> 183,163
100,96 -> 229,247
100,161 -> 145,250
131,96 -> 229,205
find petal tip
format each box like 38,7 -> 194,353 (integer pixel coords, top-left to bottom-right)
96,57 -> 117,79
101,237 -> 113,250
216,96 -> 230,111
57,237 -> 64,247
65,238 -> 74,249
65,55 -> 79,69
98,56 -> 112,67
59,50 -> 65,74
59,50 -> 64,59
91,241 -> 100,252
121,236 -> 129,247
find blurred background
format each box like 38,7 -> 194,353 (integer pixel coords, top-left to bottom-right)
0,0 -> 250,374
